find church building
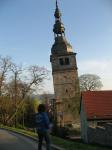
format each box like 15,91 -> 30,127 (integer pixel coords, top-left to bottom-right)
50,0 -> 80,126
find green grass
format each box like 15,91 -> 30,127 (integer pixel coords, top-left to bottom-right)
0,125 -> 111,150
52,136 -> 111,150
0,125 -> 37,138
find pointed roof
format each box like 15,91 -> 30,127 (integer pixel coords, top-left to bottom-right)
53,0 -> 65,36
51,0 -> 73,55
54,0 -> 61,18
81,91 -> 112,120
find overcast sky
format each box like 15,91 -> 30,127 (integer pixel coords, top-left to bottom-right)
0,0 -> 112,93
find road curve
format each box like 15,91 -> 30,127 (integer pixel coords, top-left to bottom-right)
0,129 -> 46,150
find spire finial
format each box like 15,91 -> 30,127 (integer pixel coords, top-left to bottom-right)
53,0 -> 65,37
54,0 -> 61,19
56,0 -> 58,8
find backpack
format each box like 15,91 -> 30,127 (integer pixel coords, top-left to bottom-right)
35,112 -> 50,131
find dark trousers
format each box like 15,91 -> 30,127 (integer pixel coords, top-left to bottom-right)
38,130 -> 51,150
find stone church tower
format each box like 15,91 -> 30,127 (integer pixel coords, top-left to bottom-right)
50,1 -> 80,126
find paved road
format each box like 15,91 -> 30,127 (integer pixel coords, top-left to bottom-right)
0,129 -> 46,150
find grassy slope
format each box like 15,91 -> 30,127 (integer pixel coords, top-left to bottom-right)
52,136 -> 111,150
0,125 -> 111,150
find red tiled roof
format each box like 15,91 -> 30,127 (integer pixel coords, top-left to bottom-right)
82,91 -> 112,120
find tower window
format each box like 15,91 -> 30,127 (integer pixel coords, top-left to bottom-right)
65,58 -> 70,65
59,57 -> 70,65
66,89 -> 68,93
68,104 -> 70,108
59,58 -> 64,65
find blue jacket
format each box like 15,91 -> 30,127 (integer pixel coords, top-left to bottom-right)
35,112 -> 50,131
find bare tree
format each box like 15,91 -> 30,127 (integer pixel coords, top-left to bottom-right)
0,56 -> 12,95
0,56 -> 49,126
9,63 -> 23,103
21,65 -> 49,94
28,65 -> 49,87
7,65 -> 49,125
8,63 -> 22,126
0,96 -> 13,125
79,74 -> 103,91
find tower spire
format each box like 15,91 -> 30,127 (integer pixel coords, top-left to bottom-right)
53,0 -> 65,37
50,0 -> 80,127
56,0 -> 58,8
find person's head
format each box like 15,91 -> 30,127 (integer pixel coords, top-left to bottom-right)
38,104 -> 46,112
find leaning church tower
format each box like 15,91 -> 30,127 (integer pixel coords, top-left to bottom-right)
50,0 -> 80,126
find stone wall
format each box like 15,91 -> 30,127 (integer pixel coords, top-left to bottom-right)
53,70 -> 80,126
87,123 -> 112,147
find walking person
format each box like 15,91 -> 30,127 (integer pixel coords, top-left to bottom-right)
36,104 -> 51,150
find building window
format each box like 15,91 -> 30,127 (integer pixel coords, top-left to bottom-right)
68,104 -> 70,108
59,57 -> 70,65
65,57 -> 70,65
66,89 -> 68,93
59,58 -> 64,65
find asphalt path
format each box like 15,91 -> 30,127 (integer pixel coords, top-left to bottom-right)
0,129 -> 46,150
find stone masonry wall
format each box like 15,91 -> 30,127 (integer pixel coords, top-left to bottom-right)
87,123 -> 112,147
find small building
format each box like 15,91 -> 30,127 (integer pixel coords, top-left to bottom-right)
80,90 -> 112,143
